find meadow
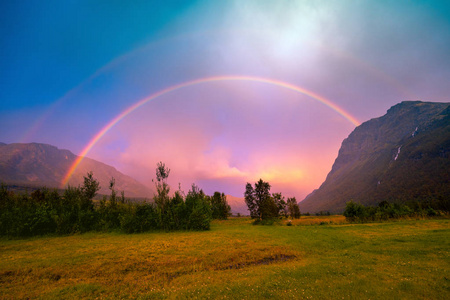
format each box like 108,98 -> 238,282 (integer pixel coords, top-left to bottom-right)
1,217 -> 449,299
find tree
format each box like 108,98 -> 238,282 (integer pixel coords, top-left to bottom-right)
81,171 -> 100,204
286,197 -> 301,219
259,195 -> 278,220
185,184 -> 211,230
254,179 -> 272,220
244,179 -> 279,221
154,161 -> 171,210
153,162 -> 172,230
245,183 -> 258,219
100,177 -> 121,229
210,192 -> 231,220
272,192 -> 287,218
109,177 -> 117,207
343,201 -> 366,222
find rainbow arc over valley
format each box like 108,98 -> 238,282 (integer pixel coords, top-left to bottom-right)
62,75 -> 360,186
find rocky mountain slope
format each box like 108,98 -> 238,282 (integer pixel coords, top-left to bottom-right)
0,143 -> 152,198
299,101 -> 450,213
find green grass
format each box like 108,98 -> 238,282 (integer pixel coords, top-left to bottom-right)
1,217 -> 449,299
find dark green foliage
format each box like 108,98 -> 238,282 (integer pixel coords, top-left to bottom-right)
0,164 -> 219,237
272,193 -> 287,218
188,205 -> 210,230
96,178 -> 127,231
252,218 -> 276,225
153,162 -> 170,211
286,197 -> 301,219
259,195 -> 278,220
244,179 -> 286,223
244,183 -> 258,219
343,200 -> 438,223
169,191 -> 189,229
119,202 -> 158,234
254,179 -> 272,219
343,201 -> 367,222
81,171 -> 100,210
117,163 -> 215,232
156,161 -> 170,182
315,211 -> 331,216
185,184 -> 212,230
0,171 -> 100,236
426,207 -> 438,216
153,162 -> 172,230
210,192 -> 231,220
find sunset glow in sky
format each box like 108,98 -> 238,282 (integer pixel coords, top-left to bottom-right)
1,1 -> 450,199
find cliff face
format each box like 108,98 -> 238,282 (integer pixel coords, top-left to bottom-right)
0,143 -> 152,198
299,101 -> 450,213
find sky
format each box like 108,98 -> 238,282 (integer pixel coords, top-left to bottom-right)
1,0 -> 450,199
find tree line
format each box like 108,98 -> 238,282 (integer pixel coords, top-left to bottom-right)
244,179 -> 301,224
0,162 -> 230,237
343,200 -> 442,223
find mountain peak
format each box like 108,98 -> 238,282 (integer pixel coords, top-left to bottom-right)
0,142 -> 152,198
299,101 -> 450,213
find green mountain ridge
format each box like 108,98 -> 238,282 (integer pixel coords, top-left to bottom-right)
299,101 -> 450,213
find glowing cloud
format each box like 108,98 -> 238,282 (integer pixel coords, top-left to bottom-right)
62,75 -> 360,187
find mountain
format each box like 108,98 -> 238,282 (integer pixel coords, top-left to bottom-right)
299,101 -> 450,213
226,195 -> 249,215
0,143 -> 152,198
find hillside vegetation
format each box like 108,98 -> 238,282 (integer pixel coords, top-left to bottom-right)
0,164 -> 230,236
1,218 -> 449,299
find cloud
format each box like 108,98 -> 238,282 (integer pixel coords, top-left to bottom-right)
85,75 -> 353,200
11,0 -> 448,201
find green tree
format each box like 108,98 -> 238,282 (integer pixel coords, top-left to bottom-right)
245,179 -> 279,221
101,177 -> 122,230
210,192 -> 231,220
153,162 -> 172,230
254,179 -> 271,219
170,190 -> 188,229
81,171 -> 100,210
245,183 -> 258,219
185,184 -> 211,230
286,197 -> 301,219
154,161 -> 171,210
272,192 -> 287,218
343,201 -> 366,222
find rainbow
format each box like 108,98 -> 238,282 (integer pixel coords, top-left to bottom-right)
61,75 -> 360,186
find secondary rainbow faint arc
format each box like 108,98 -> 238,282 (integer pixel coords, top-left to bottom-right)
62,75 -> 360,186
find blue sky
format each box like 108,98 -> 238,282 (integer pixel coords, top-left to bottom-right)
1,1 -> 195,109
1,0 -> 450,198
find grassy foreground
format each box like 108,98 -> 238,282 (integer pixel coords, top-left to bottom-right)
1,217 -> 449,299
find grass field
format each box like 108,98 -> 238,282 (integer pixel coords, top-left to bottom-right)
1,217 -> 449,299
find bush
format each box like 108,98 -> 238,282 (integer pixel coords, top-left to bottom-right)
427,207 -> 438,216
0,165 -> 226,237
343,200 -> 429,223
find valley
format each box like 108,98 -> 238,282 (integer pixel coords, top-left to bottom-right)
1,217 -> 448,299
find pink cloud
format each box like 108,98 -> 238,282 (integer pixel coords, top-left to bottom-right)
88,81 -> 354,199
